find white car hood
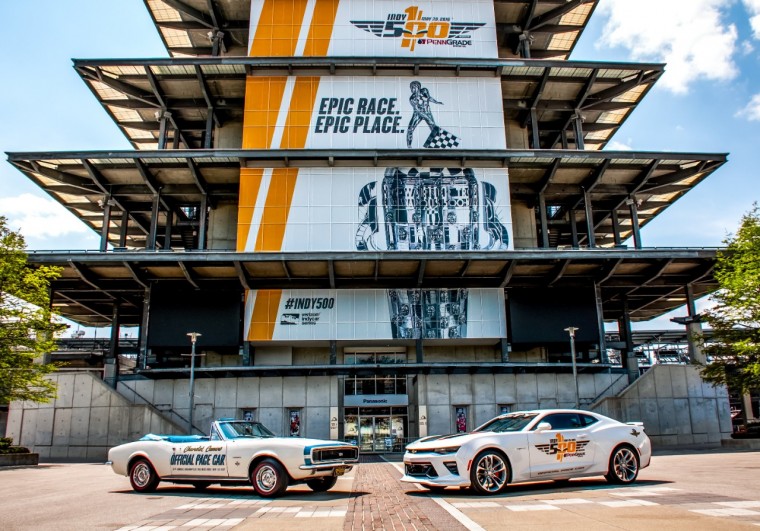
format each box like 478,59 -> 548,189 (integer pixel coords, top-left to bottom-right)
407,432 -> 486,449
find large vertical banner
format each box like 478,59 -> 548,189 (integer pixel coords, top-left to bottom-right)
244,288 -> 507,341
241,77 -> 506,151
248,0 -> 498,58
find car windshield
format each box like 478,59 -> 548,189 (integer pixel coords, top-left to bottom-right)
474,413 -> 538,433
219,421 -> 276,439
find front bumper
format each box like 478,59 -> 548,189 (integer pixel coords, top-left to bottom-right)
400,453 -> 470,488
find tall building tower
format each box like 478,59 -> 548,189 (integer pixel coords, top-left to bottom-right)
7,1 -> 728,453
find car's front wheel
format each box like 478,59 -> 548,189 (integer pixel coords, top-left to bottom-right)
252,458 -> 288,498
129,458 -> 160,493
306,476 -> 338,492
605,445 -> 640,484
470,450 -> 509,495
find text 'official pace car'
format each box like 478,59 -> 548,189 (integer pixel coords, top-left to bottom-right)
401,409 -> 651,494
108,419 -> 359,497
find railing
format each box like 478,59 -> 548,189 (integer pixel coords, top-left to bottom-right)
116,383 -> 204,435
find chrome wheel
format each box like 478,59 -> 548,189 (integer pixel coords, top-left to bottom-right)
251,458 -> 288,498
255,464 -> 277,493
471,451 -> 509,494
606,447 -> 639,484
129,458 -> 159,492
132,462 -> 151,488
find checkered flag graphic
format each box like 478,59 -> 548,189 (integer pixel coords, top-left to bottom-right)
423,126 -> 460,149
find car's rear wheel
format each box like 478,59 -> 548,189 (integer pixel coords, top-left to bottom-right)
306,476 -> 338,492
470,450 -> 509,495
605,446 -> 640,484
252,458 -> 288,498
129,458 -> 160,493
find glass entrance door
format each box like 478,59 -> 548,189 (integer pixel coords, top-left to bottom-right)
345,407 -> 408,452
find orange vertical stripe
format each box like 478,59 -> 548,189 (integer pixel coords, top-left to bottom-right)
237,168 -> 265,251
242,77 -> 288,149
304,0 -> 340,56
250,0 -> 309,56
280,77 -> 320,149
255,168 -> 299,251
249,290 -> 283,341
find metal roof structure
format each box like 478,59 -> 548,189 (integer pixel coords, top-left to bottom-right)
26,247 -> 717,327
73,57 -> 661,151
144,0 -> 599,59
6,149 -> 727,252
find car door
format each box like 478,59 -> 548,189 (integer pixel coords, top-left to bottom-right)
527,413 -> 597,479
169,426 -> 229,478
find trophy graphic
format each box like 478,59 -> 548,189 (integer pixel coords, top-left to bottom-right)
388,288 -> 468,339
355,167 -> 509,251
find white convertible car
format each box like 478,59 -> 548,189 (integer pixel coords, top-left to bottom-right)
401,409 -> 651,494
108,419 -> 359,497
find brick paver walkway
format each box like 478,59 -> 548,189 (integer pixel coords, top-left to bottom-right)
344,456 -> 467,530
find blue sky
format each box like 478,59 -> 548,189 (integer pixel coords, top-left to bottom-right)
1,0 -> 759,333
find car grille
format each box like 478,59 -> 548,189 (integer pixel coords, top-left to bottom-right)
312,446 -> 359,463
444,461 -> 459,475
405,462 -> 438,478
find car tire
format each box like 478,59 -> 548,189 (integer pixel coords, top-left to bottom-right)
306,476 -> 338,492
605,445 -> 640,484
129,458 -> 160,493
192,482 -> 211,491
252,458 -> 289,498
469,450 -> 509,495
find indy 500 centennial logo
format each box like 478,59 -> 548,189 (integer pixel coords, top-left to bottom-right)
351,6 -> 486,52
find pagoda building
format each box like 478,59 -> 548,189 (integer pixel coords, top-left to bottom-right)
6,1 -> 729,453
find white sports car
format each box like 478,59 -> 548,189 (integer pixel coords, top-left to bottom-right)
108,419 -> 359,497
401,409 -> 651,494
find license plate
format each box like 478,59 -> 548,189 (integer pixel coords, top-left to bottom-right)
334,466 -> 346,476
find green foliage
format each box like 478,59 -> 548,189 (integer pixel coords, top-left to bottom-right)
701,204 -> 760,393
0,216 -> 65,404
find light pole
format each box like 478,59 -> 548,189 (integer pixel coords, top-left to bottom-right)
184,332 -> 202,434
564,326 -> 580,409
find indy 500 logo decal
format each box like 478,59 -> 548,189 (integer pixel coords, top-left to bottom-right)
535,433 -> 590,462
351,6 -> 486,51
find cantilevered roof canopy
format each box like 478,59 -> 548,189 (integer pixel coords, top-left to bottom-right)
7,149 -> 726,252
25,248 -> 716,327
73,57 -> 662,151
144,0 -> 598,59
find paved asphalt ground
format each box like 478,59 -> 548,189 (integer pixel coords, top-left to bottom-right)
1,448 -> 759,530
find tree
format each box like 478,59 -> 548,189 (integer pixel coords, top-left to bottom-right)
0,216 -> 65,404
700,204 -> 760,393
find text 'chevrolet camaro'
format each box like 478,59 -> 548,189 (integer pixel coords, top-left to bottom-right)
108,420 -> 359,497
401,409 -> 651,494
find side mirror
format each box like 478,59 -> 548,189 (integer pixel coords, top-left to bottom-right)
535,422 -> 552,432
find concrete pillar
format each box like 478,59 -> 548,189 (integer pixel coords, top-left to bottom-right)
584,189 -> 595,248
118,210 -> 129,247
415,338 -> 424,364
500,338 -> 509,363
611,209 -> 622,246
538,193 -> 549,248
138,287 -> 151,369
105,303 -> 121,388
619,296 -> 639,383
685,284 -> 707,364
330,341 -> 337,365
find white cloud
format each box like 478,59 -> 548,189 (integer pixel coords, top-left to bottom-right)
605,140 -> 633,151
744,0 -> 760,39
736,93 -> 760,120
0,193 -> 89,239
597,0 -> 739,94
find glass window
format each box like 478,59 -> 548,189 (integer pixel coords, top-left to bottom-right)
455,406 -> 468,433
579,414 -> 599,427
540,413 -> 582,430
288,409 -> 302,437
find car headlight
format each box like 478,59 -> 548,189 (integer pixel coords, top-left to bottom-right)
433,446 -> 461,455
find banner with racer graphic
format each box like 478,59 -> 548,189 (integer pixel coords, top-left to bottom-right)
248,0 -> 498,58
244,288 -> 507,341
242,76 -> 505,151
236,167 -> 512,253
